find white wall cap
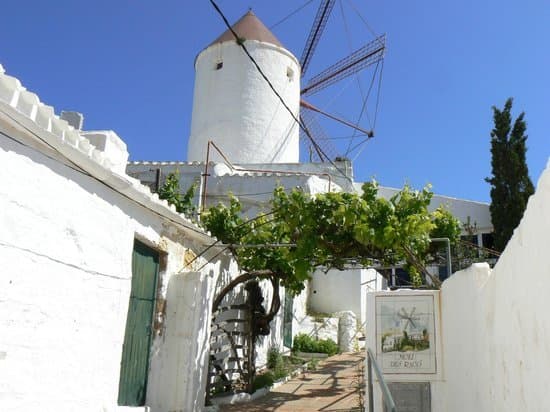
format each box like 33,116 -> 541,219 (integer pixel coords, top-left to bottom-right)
0,74 -> 23,107
305,175 -> 342,194
128,160 -> 206,167
64,128 -> 79,146
51,116 -> 69,140
35,104 -> 54,131
441,262 -> 492,292
77,136 -> 93,156
91,149 -> 105,164
212,163 -> 232,177
16,90 -> 39,119
81,130 -> 127,152
81,130 -> 129,175
0,67 -> 213,243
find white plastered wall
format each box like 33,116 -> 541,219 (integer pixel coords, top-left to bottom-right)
290,282 -> 340,347
372,184 -> 493,234
254,281 -> 286,368
0,126 -> 234,411
310,268 -> 386,324
188,40 -> 300,164
430,159 -> 550,411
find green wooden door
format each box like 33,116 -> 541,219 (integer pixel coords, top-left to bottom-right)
118,240 -> 159,406
283,292 -> 293,348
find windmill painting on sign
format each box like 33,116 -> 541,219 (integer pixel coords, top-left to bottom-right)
376,294 -> 437,375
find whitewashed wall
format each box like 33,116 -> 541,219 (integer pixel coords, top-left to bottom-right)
0,124 -> 235,411
188,40 -> 300,164
310,268 -> 386,323
371,184 -> 493,234
431,160 -> 550,411
126,159 -> 355,199
253,281 -> 286,368
290,282 -> 341,348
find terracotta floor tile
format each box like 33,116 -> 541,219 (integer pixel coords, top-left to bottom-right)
218,352 -> 365,412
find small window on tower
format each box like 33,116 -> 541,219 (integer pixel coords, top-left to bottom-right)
215,61 -> 223,70
286,67 -> 294,81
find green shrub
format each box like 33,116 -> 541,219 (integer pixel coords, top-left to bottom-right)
267,346 -> 284,371
316,338 -> 339,356
293,333 -> 316,353
292,333 -> 339,356
288,355 -> 306,366
253,350 -> 313,392
253,347 -> 293,392
253,371 -> 275,391
272,366 -> 287,381
308,358 -> 320,370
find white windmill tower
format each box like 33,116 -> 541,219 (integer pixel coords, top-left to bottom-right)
187,11 -> 301,164
188,4 -> 385,166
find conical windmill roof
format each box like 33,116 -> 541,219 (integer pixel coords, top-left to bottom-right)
208,10 -> 284,48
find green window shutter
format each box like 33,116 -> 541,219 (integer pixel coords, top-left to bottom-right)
118,240 -> 159,406
283,293 -> 293,348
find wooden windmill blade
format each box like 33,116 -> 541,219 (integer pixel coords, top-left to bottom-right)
299,107 -> 340,162
301,34 -> 386,96
296,1 -> 386,163
300,0 -> 336,77
301,100 -> 373,136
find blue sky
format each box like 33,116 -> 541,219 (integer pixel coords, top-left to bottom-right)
1,0 -> 548,202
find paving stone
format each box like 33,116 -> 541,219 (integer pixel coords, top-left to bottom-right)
219,352 -> 365,411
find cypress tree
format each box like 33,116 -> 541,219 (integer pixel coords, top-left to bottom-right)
486,98 -> 534,251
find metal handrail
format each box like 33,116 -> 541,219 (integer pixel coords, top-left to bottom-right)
367,347 -> 396,412
430,237 -> 452,281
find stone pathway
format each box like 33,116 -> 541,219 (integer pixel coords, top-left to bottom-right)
219,352 -> 365,412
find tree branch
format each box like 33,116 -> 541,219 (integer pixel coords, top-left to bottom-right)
212,270 -> 274,313
402,245 -> 441,288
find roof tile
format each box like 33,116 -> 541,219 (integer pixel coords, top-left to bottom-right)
209,10 -> 283,48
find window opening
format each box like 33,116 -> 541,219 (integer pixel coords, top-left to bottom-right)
286,67 -> 294,81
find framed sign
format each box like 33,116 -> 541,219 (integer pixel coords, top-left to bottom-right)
370,291 -> 441,378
